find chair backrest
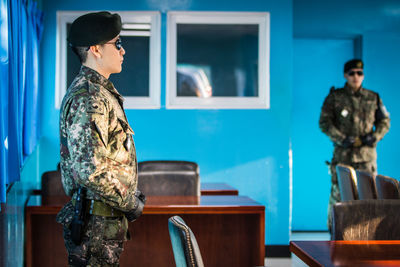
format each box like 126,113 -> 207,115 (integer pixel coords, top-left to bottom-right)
375,174 -> 400,199
41,170 -> 65,196
355,170 -> 376,200
332,199 -> 400,240
137,161 -> 200,196
336,164 -> 358,201
168,216 -> 204,267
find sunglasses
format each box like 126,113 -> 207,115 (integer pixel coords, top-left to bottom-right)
86,38 -> 123,51
347,70 -> 364,76
104,38 -> 123,50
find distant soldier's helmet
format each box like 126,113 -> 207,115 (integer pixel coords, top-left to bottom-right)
67,11 -> 122,47
344,59 -> 363,73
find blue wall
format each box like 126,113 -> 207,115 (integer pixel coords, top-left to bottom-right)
292,38 -> 355,230
292,0 -> 400,230
32,0 -> 400,245
39,0 -> 293,245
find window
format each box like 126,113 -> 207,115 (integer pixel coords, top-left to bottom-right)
167,12 -> 270,109
56,11 -> 161,109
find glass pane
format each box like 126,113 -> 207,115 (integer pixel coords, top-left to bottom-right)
66,24 -> 81,87
176,24 -> 259,97
66,24 -> 150,97
110,36 -> 149,97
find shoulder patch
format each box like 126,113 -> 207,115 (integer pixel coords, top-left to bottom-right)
87,99 -> 105,114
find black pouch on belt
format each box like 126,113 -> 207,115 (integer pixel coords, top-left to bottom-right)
70,186 -> 87,245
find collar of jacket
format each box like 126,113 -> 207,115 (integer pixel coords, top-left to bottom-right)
344,83 -> 365,97
79,65 -> 125,103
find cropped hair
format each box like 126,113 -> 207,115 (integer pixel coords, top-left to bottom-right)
71,46 -> 89,63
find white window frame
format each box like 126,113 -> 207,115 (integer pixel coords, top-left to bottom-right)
167,11 -> 270,109
55,11 -> 161,109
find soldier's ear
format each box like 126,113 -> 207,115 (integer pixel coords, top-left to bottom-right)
88,45 -> 102,59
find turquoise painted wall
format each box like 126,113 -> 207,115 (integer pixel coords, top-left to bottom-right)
292,0 -> 400,230
4,3 -> 400,266
292,38 -> 355,230
39,0 -> 293,245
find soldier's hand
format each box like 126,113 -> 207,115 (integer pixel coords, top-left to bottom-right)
353,137 -> 362,147
124,191 -> 146,222
361,133 -> 376,147
342,136 -> 355,148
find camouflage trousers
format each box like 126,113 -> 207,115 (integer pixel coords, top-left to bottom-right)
327,160 -> 377,233
57,201 -> 129,267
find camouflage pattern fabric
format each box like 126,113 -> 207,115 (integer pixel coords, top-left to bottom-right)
57,66 -> 138,265
319,84 -> 390,231
59,65 -> 138,211
57,201 -> 129,266
320,84 -> 390,163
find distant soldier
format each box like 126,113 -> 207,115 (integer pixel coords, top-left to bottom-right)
319,59 -> 390,232
56,11 -> 145,266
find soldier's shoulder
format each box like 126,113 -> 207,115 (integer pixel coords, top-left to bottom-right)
63,88 -> 109,117
325,87 -> 344,99
362,88 -> 379,97
67,80 -> 109,103
329,86 -> 345,94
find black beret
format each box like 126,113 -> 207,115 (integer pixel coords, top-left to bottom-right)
68,11 -> 122,47
344,59 -> 363,73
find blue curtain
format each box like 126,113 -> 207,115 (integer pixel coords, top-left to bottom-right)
0,0 -> 43,205
0,0 -> 9,204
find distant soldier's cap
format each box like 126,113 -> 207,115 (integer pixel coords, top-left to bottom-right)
344,59 -> 363,73
67,11 -> 122,47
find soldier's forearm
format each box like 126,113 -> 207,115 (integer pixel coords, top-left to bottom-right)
373,123 -> 390,141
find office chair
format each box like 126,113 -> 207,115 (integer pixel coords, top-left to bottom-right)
138,161 -> 200,196
336,164 -> 358,201
332,199 -> 400,240
41,169 -> 67,204
355,170 -> 376,200
168,216 -> 204,267
41,170 -> 65,196
375,174 -> 400,199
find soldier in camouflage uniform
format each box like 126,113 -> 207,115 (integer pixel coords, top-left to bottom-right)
319,59 -> 390,232
56,12 -> 145,266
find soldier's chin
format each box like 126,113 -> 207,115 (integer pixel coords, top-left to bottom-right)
350,82 -> 361,88
113,67 -> 122,74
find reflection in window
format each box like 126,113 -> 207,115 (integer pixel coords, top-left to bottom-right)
167,12 -> 270,109
177,64 -> 212,98
177,24 -> 258,98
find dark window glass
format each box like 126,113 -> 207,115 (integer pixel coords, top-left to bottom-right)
66,24 -> 150,97
176,24 -> 259,98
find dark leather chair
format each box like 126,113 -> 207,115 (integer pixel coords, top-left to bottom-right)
336,164 -> 358,201
41,170 -> 64,196
355,170 -> 376,200
168,216 -> 204,267
137,161 -> 200,196
375,174 -> 400,199
41,170 -> 67,204
332,199 -> 400,240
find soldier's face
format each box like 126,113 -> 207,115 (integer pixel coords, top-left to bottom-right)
100,35 -> 126,75
344,68 -> 364,89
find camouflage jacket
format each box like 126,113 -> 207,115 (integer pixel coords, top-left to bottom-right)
319,84 -> 390,163
59,66 -> 138,212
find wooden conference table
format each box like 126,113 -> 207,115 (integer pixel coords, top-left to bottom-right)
26,194 -> 264,267
200,182 -> 239,195
290,240 -> 400,267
